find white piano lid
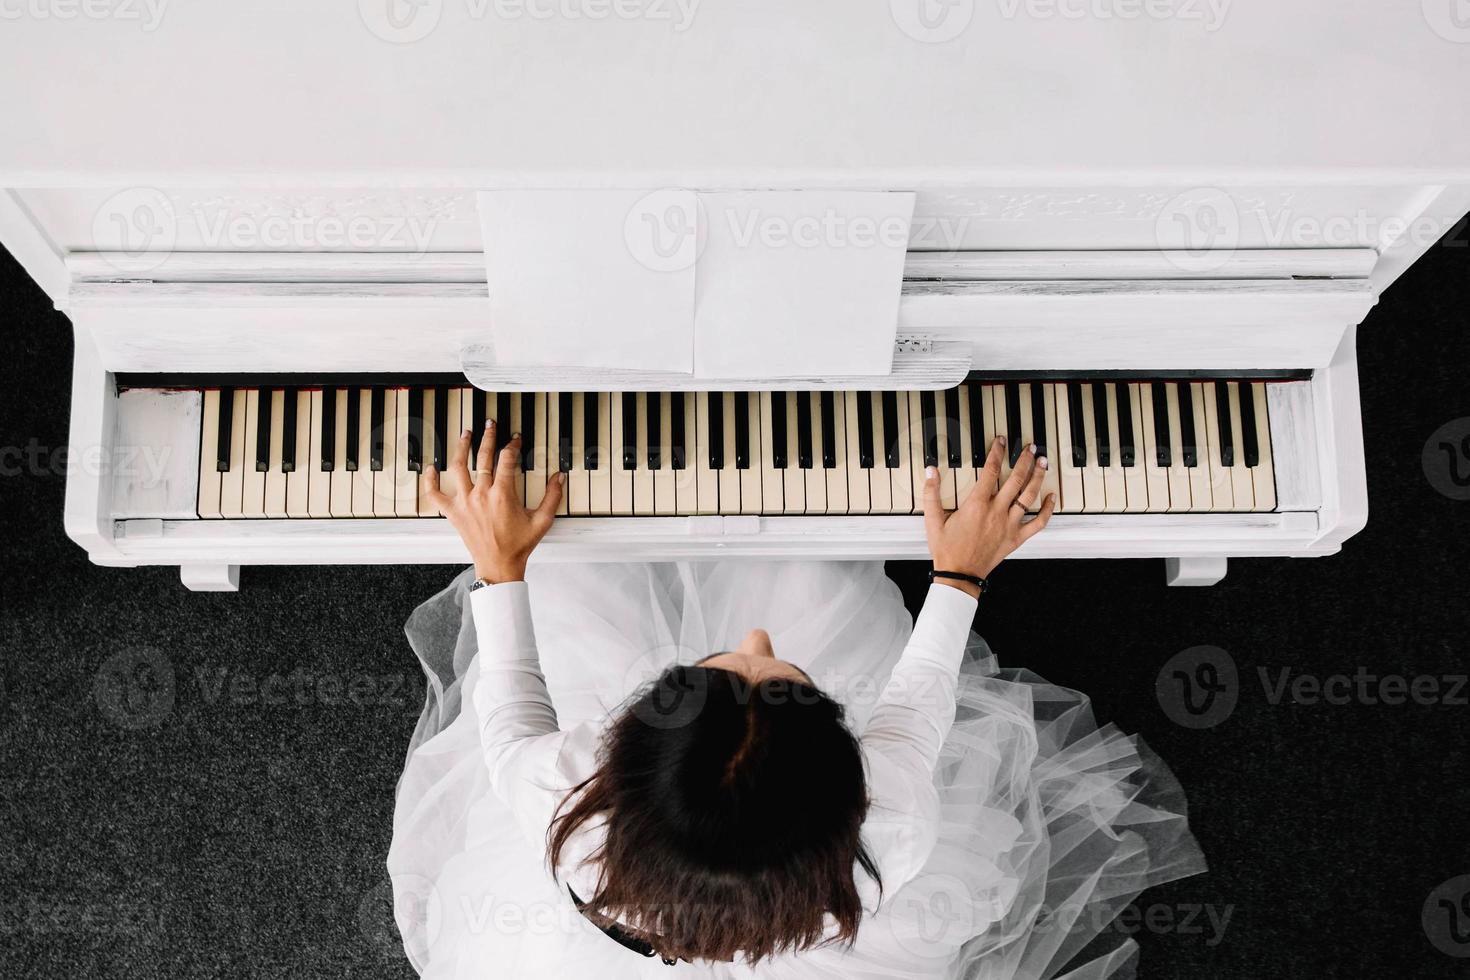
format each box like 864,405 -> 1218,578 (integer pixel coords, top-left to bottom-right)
1,2 -> 1468,183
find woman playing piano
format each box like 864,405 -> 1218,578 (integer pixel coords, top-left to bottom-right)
387,418 -> 1204,978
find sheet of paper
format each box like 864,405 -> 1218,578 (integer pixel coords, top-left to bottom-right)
477,190 -> 695,372
692,191 -> 914,379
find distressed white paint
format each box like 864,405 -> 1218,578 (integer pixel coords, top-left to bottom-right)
111,389 -> 202,519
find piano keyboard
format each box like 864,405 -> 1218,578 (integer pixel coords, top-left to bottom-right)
192,381 -> 1279,519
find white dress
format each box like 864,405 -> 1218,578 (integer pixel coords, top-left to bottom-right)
388,562 -> 1205,979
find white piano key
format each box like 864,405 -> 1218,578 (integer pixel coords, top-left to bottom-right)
715,392 -> 740,515
219,389 -> 248,519
868,391 -> 894,514
892,390 -> 915,514
782,391 -> 805,515
1164,383 -> 1191,513
241,389 -> 267,518
1140,383 -> 1170,512
988,385 -> 1011,488
307,390 -> 332,518
1226,382 -> 1255,509
375,388 -> 402,517
1186,382 -> 1213,513
931,392 -> 958,510
610,391 -> 634,516
415,388 -> 440,518
674,392 -> 699,516
351,389 -> 375,516
1250,382 -> 1277,512
566,392 -> 591,516
329,388 -> 355,517
954,385 -> 979,510
262,389 -> 289,519
823,392 -> 848,515
1039,383 -> 1062,511
692,392 -> 719,515
1054,383 -> 1083,514
1202,381 -> 1234,511
588,392 -> 613,516
906,391 -> 930,513
286,389 -> 312,517
653,392 -> 677,516
393,389 -> 418,517
525,393 -> 549,513
758,392 -> 784,515
197,389 -> 223,518
1122,383 -> 1149,513
1077,383 -> 1106,512
844,392 -> 870,515
632,393 -> 655,515
803,393 -> 827,514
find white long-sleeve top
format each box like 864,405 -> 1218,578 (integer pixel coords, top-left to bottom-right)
468,580 -> 979,911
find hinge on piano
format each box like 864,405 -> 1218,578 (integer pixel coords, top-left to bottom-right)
893,335 -> 934,354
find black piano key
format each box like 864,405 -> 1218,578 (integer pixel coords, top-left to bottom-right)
471,389 -> 487,457
1004,383 -> 1023,465
557,392 -> 574,472
1030,385 -> 1047,458
858,392 -> 875,468
1215,383 -> 1234,466
734,392 -> 751,469
820,391 -> 837,468
1151,382 -> 1170,467
280,387 -> 299,473
943,387 -> 962,468
216,388 -> 234,472
771,391 -> 788,469
796,393 -> 813,469
966,382 -> 984,466
432,386 -> 448,471
319,387 -> 336,472
881,391 -> 900,468
1092,383 -> 1110,467
370,387 -> 386,471
671,392 -> 687,470
1066,382 -> 1087,467
522,392 -> 538,471
708,393 -> 725,469
255,389 -> 273,472
1116,383 -> 1135,468
920,389 -> 939,468
495,393 -> 513,453
406,387 -> 424,473
646,392 -> 662,470
1178,383 -> 1198,467
584,393 -> 600,470
345,388 -> 361,472
621,392 -> 638,470
1240,383 -> 1260,467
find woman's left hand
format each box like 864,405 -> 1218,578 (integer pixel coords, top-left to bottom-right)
422,419 -> 564,584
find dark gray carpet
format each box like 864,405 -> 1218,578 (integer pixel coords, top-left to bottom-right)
2,235 -> 1469,979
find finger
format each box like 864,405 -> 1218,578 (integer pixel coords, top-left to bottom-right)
922,466 -> 947,540
998,443 -> 1036,506
1012,454 -> 1048,514
976,436 -> 1004,500
446,430 -> 473,495
1018,493 -> 1057,542
474,419 -> 497,486
495,434 -> 522,491
420,468 -> 452,514
533,470 -> 565,528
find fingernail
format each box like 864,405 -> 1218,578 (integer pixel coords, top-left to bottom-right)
462,429 -> 471,439
424,465 -> 435,476
996,435 -> 1006,446
925,465 -> 937,480
1037,456 -> 1048,470
1028,443 -> 1037,454
486,419 -> 495,429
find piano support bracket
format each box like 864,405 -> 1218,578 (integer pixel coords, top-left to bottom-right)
1164,557 -> 1227,587
180,564 -> 241,592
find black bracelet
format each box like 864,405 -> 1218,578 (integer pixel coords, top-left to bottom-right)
929,569 -> 988,594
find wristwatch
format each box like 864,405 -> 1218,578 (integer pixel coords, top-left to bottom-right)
469,578 -> 494,592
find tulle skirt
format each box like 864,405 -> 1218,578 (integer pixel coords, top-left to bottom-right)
387,562 -> 1205,979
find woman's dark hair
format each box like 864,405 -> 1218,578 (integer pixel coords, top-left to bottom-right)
548,663 -> 879,964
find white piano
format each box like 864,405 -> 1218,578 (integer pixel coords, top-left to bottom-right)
2,2 -> 1467,591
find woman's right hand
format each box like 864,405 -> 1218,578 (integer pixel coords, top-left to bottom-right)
921,436 -> 1055,596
